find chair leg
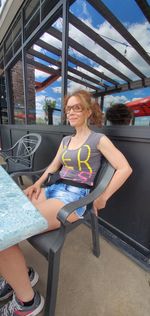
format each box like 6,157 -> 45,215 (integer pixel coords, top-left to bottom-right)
90,210 -> 100,257
44,247 -> 62,316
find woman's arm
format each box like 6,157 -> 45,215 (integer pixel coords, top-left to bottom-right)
24,142 -> 63,199
35,142 -> 63,187
93,135 -> 132,215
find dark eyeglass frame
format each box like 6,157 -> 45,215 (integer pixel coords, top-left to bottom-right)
65,103 -> 83,114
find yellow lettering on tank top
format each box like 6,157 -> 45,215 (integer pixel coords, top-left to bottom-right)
77,145 -> 92,172
62,150 -> 74,170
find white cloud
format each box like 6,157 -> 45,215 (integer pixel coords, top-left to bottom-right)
53,17 -> 63,31
35,69 -> 49,79
35,94 -> 56,118
41,32 -> 62,49
40,90 -> 46,94
83,2 -> 89,16
67,81 -> 92,93
103,95 -> 128,110
33,45 -> 42,52
52,86 -> 61,93
35,95 -> 46,118
68,19 -> 150,82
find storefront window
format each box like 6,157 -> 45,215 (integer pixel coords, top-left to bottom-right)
0,74 -> 8,124
10,60 -> 25,124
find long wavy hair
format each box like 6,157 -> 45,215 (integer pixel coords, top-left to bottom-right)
64,90 -> 102,127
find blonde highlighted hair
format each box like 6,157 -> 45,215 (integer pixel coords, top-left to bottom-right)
64,90 -> 102,127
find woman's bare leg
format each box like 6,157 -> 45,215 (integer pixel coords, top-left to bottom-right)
0,197 -> 78,302
34,198 -> 79,230
24,187 -> 46,205
0,245 -> 34,302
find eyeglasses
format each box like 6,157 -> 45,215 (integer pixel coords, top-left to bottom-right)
65,103 -> 83,114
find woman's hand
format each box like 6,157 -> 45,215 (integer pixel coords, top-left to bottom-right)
24,182 -> 41,200
93,194 -> 107,216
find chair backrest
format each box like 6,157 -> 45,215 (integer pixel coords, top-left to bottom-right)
93,156 -> 112,189
16,133 -> 41,157
11,133 -> 42,169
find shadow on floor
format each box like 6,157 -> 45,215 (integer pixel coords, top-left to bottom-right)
20,225 -> 150,316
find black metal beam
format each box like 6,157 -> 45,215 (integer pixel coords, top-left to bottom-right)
68,56 -> 115,86
47,26 -> 131,83
21,9 -> 28,125
69,13 -> 146,79
26,58 -> 60,75
3,0 -> 64,71
135,0 -> 150,23
28,48 -> 60,67
67,66 -> 104,89
67,74 -> 97,90
4,69 -> 14,124
23,0 -> 63,51
93,77 -> 150,97
87,0 -> 150,65
61,0 -> 69,124
36,39 -> 61,56
28,48 -> 104,89
36,39 -> 118,86
27,49 -> 104,91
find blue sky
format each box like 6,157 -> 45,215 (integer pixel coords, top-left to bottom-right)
34,0 -> 150,123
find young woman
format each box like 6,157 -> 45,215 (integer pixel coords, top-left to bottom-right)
0,90 -> 132,315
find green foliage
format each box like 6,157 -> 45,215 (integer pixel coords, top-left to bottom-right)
43,99 -> 56,114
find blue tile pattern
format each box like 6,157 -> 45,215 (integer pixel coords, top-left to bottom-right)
0,166 -> 48,250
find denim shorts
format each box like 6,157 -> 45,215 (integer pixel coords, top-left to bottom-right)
44,182 -> 90,218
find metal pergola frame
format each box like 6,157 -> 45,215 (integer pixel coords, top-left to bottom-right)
0,0 -> 150,124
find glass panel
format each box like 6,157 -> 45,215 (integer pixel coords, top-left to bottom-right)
13,35 -> 22,54
0,44 -> 3,61
0,51 -> 4,76
35,76 -> 61,125
5,31 -> 12,52
12,15 -> 21,42
10,60 -> 25,124
24,0 -> 40,24
25,53 -> 36,124
24,10 -> 40,40
26,40 -> 61,125
41,0 -> 59,21
5,47 -> 13,65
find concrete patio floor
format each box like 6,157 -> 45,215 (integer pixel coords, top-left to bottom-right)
0,157 -> 150,315
20,224 -> 150,316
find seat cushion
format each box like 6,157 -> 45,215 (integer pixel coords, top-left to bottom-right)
28,229 -> 65,259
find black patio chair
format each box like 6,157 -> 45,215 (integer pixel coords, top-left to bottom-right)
0,133 -> 42,180
12,158 -> 115,316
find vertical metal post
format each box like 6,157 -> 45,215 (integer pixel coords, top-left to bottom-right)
5,69 -> 14,124
101,95 -> 104,111
21,8 -> 28,125
3,40 -> 13,124
61,0 -> 69,124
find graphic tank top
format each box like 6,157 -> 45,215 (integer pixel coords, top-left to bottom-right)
59,131 -> 104,186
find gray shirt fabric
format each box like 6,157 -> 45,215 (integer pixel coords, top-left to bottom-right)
59,131 -> 104,186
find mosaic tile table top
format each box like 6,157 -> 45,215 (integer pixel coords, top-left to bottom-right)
0,166 -> 48,250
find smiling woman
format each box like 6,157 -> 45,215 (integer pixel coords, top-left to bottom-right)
0,89 -> 132,316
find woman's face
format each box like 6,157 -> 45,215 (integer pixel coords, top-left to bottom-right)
65,96 -> 91,128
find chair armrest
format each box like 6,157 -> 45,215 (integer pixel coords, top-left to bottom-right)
0,142 -> 18,154
11,162 -> 115,226
0,147 -> 14,154
57,163 -> 115,226
5,155 -> 22,162
5,153 -> 36,161
11,168 -> 47,180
